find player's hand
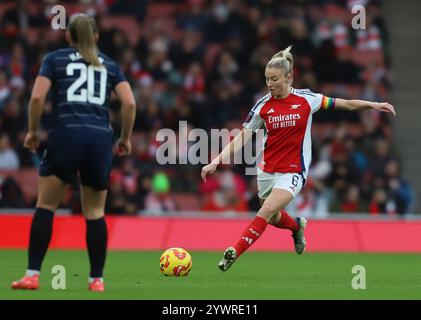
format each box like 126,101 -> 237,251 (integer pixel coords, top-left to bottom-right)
372,102 -> 396,116
201,163 -> 218,182
23,131 -> 40,153
115,138 -> 132,156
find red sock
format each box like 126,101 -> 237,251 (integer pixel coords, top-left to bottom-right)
274,210 -> 299,232
233,216 -> 267,256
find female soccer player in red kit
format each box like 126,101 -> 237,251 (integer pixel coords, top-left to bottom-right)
201,45 -> 396,271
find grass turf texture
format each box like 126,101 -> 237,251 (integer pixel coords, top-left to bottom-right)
1,250 -> 420,300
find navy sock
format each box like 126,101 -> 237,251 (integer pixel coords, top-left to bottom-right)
86,217 -> 107,278
28,208 -> 54,271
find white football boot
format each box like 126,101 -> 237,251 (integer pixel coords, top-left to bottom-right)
292,217 -> 307,254
218,247 -> 237,272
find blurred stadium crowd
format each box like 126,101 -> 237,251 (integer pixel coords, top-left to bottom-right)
0,0 -> 414,216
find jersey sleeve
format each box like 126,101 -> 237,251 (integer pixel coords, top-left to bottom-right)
243,106 -> 264,132
112,65 -> 127,89
310,92 -> 336,113
38,52 -> 55,81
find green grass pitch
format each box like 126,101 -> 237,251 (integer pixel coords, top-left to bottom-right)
1,250 -> 420,300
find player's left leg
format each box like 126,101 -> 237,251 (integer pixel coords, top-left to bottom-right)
12,175 -> 68,290
267,173 -> 308,254
268,210 -> 299,232
256,171 -> 302,236
219,189 -> 293,272
268,210 -> 307,254
80,185 -> 108,292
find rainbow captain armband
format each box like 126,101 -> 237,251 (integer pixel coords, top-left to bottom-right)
321,96 -> 336,110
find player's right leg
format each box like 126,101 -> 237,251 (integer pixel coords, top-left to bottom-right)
218,188 -> 293,272
79,142 -> 112,292
80,185 -> 108,292
12,175 -> 67,290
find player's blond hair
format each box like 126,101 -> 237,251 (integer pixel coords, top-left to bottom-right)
266,45 -> 293,75
67,14 -> 101,66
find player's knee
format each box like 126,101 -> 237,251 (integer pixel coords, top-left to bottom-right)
258,204 -> 278,220
36,200 -> 59,212
84,208 -> 104,220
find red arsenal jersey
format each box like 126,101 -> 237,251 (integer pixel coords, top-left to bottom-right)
243,88 -> 335,178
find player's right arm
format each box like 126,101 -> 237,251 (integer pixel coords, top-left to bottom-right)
201,95 -> 267,181
201,127 -> 253,182
24,76 -> 52,153
114,81 -> 136,156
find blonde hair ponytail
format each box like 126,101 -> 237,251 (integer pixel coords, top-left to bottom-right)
68,14 -> 101,66
266,45 -> 293,75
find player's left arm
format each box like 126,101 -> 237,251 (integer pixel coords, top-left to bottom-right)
24,76 -> 51,152
334,98 -> 396,116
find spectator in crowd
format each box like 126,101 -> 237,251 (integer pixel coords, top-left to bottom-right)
0,70 -> 11,111
245,179 -> 261,212
368,188 -> 387,215
340,185 -> 362,213
106,163 -> 139,215
201,166 -> 249,213
176,0 -> 208,33
1,97 -> 25,140
0,133 -> 20,169
0,176 -> 25,207
383,159 -> 412,215
369,138 -> 394,178
202,185 -> 249,213
144,171 -> 178,213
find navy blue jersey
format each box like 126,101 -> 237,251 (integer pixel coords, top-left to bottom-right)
38,47 -> 126,144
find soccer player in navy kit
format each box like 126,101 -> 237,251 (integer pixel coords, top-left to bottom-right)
12,14 -> 136,292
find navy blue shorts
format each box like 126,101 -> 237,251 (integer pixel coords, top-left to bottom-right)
39,139 -> 113,190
